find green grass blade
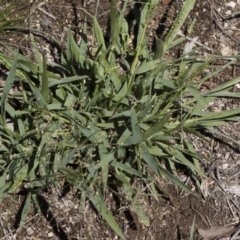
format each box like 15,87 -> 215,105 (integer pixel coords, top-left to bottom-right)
41,51 -> 49,103
135,59 -> 162,75
30,34 -> 43,74
115,168 -> 150,226
206,92 -> 240,98
93,16 -> 106,51
159,167 -> 193,194
110,0 -> 119,46
204,76 -> 240,95
163,0 -> 196,53
154,37 -> 164,60
113,81 -> 128,101
29,83 -> 47,108
190,216 -> 196,240
31,193 -> 41,214
95,146 -> 114,170
208,127 -> 240,146
5,101 -> 16,119
131,199 -> 150,226
89,191 -> 125,240
0,52 -> 18,123
0,182 -> 12,203
139,142 -> 158,174
112,161 -> 143,177
136,1 -> 148,47
19,192 -> 32,230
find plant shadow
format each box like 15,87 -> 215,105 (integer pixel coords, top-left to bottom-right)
14,191 -> 68,240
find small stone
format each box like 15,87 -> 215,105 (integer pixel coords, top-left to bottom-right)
48,232 -> 54,237
221,46 -> 232,56
226,1 -> 236,8
225,10 -> 232,15
27,227 -> 34,235
223,22 -> 229,28
222,163 -> 229,169
235,83 -> 240,89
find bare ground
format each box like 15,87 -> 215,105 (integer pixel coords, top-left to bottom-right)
1,0 -> 240,239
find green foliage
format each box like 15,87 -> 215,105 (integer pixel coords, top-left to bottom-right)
190,216 -> 196,240
0,0 -> 240,239
0,0 -> 28,32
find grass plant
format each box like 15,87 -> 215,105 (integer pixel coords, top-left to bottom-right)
0,0 -> 28,31
0,0 -> 240,239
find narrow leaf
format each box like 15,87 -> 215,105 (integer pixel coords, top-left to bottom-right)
41,51 -> 49,102
93,17 -> 106,51
90,192 -> 125,240
139,142 -> 158,175
19,193 -> 32,229
1,52 -> 18,122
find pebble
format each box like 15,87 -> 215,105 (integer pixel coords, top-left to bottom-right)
226,1 -> 236,8
27,227 -> 34,235
222,163 -> 229,169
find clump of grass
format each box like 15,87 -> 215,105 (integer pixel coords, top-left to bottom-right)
0,0 -> 240,239
0,0 -> 27,30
